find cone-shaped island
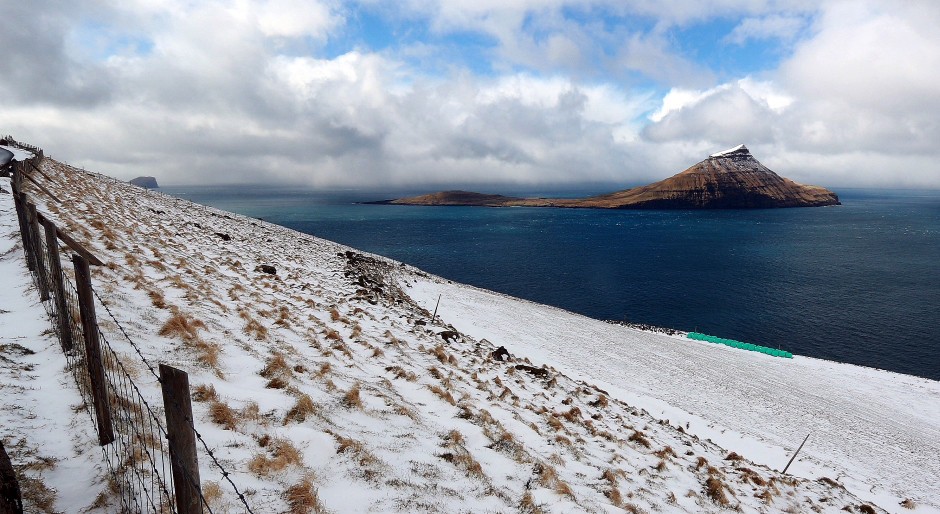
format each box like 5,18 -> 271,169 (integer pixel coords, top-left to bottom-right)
378,145 -> 840,209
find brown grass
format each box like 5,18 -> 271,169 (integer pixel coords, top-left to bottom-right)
192,383 -> 218,402
158,309 -> 206,342
334,435 -> 376,466
243,318 -> 268,340
629,430 -> 651,448
653,446 -> 676,460
266,376 -> 288,389
439,450 -> 483,477
428,385 -> 456,405
248,438 -> 303,475
18,475 -> 58,513
148,289 -> 166,309
518,491 -> 544,514
343,382 -> 363,408
705,475 -> 731,507
209,399 -> 238,430
260,353 -> 290,379
285,476 -> 326,514
283,394 -> 318,425
536,462 -> 574,498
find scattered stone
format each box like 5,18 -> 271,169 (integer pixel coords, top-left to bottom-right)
255,264 -> 277,275
515,364 -> 549,378
491,346 -> 511,361
214,232 -> 231,241
439,330 -> 460,342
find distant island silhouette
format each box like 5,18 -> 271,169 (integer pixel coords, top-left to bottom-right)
374,145 -> 840,209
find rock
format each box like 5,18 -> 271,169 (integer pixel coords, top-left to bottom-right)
214,232 -> 231,241
129,176 -> 159,188
439,330 -> 460,342
515,364 -> 550,378
491,346 -> 511,361
254,264 -> 276,275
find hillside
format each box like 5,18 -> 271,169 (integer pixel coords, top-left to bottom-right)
2,157 -> 933,513
385,145 -> 840,209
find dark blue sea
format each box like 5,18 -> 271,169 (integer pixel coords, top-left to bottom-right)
160,185 -> 940,381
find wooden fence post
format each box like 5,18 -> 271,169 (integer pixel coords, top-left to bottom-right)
12,194 -> 34,272
159,364 -> 203,514
72,253 -> 115,446
26,203 -> 50,301
42,219 -> 73,352
0,439 -> 23,514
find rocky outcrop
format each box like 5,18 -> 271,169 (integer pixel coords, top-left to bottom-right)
129,176 -> 159,188
386,145 -> 841,209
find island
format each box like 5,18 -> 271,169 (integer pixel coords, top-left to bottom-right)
378,145 -> 840,209
129,176 -> 159,188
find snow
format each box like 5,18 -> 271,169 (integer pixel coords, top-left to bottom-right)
710,144 -> 747,157
406,274 -> 940,513
0,187 -> 113,512
2,159 -> 936,513
0,145 -> 34,161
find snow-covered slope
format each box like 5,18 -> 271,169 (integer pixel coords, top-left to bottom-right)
3,158 -> 932,513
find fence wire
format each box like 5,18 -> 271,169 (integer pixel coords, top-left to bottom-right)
9,154 -> 255,514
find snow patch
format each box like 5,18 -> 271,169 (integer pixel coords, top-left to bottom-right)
710,143 -> 747,157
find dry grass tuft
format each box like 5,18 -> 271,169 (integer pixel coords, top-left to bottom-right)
695,456 -> 708,470
428,384 -> 456,405
343,382 -> 363,408
334,434 -> 376,466
724,451 -> 743,461
283,394 -> 318,425
629,430 -> 651,448
519,491 -> 544,514
158,309 -> 206,342
266,376 -> 288,389
248,438 -> 303,475
705,475 -> 731,507
285,476 -> 327,514
148,289 -> 167,309
536,462 -> 574,499
260,353 -> 290,379
209,399 -> 238,430
192,383 -> 218,402
243,318 -> 268,340
653,446 -> 676,460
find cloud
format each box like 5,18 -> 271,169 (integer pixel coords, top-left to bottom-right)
723,14 -> 807,45
1,0 -> 939,190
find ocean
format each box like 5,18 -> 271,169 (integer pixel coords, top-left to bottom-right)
159,184 -> 940,381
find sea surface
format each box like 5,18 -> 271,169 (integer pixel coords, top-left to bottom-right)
160,185 -> 940,381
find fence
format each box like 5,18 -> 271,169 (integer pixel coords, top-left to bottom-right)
4,140 -> 254,514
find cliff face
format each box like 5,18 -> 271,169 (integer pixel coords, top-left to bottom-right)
129,176 -> 159,188
388,145 -> 841,209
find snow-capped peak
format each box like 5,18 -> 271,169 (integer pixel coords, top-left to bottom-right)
710,144 -> 748,158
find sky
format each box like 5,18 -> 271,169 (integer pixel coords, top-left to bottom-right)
1,0 -> 939,189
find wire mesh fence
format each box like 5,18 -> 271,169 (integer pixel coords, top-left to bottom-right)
7,150 -> 254,514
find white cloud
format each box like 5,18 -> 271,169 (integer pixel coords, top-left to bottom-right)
2,0 -> 940,190
723,14 -> 806,44
255,0 -> 340,38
